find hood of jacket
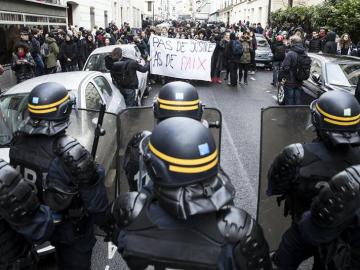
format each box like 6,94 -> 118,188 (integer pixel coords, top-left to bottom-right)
326,32 -> 336,42
46,37 -> 56,44
291,42 -> 306,54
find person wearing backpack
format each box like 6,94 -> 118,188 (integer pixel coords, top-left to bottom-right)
44,33 -> 59,74
105,47 -> 150,107
239,32 -> 252,85
271,35 -> 286,87
278,35 -> 311,105
225,32 -> 243,86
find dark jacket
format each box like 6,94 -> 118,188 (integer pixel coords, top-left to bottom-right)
136,40 -> 149,58
323,32 -> 337,55
225,40 -> 242,64
60,40 -> 77,65
31,36 -> 41,57
85,40 -> 96,60
308,38 -> 321,53
271,41 -> 286,62
105,56 -> 149,89
278,42 -> 306,87
76,38 -> 88,62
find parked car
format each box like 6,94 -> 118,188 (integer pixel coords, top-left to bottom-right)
277,53 -> 360,105
83,44 -> 149,106
0,71 -> 121,255
255,33 -> 273,68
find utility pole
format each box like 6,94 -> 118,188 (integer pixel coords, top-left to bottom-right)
267,0 -> 271,25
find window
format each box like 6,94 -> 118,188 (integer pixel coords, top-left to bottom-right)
85,82 -> 102,110
147,1 -> 152,12
90,7 -> 95,29
104,11 -> 108,27
310,59 -> 322,83
94,76 -> 112,104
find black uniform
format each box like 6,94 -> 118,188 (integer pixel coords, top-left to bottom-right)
268,90 -> 360,269
110,117 -> 272,270
9,82 -> 108,270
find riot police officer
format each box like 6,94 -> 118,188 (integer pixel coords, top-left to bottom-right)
267,90 -> 360,269
110,117 -> 272,270
0,159 -> 48,269
124,81 -> 205,191
9,82 -> 108,270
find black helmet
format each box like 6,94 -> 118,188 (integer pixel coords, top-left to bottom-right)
311,90 -> 360,145
145,117 -> 234,219
28,82 -> 73,122
153,81 -> 203,121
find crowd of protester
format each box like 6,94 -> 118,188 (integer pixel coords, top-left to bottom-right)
8,19 -> 360,87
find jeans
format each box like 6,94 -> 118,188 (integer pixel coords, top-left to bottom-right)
272,61 -> 281,85
34,54 -> 45,76
284,86 -> 303,105
228,62 -> 238,86
121,88 -> 137,107
239,63 -> 249,83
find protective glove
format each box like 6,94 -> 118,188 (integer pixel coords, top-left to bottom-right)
0,160 -> 39,226
311,165 -> 360,228
55,136 -> 99,188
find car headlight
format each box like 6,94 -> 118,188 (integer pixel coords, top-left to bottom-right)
268,52 -> 273,57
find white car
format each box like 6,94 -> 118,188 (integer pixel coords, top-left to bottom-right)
0,71 -> 124,161
83,44 -> 149,105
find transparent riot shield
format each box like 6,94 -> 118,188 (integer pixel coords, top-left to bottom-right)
117,106 -> 222,192
257,106 -> 316,251
67,109 -> 118,201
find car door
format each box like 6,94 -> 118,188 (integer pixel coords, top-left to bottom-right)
302,58 -> 324,103
83,80 -> 107,111
93,75 -> 124,114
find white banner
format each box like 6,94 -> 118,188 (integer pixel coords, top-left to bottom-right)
149,35 -> 216,81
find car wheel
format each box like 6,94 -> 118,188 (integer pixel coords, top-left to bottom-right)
277,84 -> 285,105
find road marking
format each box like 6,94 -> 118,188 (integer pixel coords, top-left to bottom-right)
208,89 -> 256,197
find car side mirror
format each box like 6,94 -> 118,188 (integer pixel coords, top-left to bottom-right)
312,73 -> 321,84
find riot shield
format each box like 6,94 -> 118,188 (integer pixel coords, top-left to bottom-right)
67,109 -> 118,201
257,106 -> 316,251
117,106 -> 222,192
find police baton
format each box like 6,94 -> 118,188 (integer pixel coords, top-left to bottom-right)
91,103 -> 106,159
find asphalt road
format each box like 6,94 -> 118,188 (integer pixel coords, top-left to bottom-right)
40,70 -> 312,269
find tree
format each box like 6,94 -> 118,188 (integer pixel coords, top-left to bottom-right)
271,0 -> 360,42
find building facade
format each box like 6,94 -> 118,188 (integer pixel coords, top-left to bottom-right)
217,0 -> 325,26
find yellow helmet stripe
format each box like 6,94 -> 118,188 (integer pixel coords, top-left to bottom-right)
28,107 -> 57,114
158,97 -> 199,106
316,104 -> 360,122
324,117 -> 360,126
169,157 -> 218,173
28,94 -> 69,110
159,104 -> 199,111
149,142 -> 218,166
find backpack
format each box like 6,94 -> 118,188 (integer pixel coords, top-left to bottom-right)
294,53 -> 312,81
273,45 -> 286,61
232,40 -> 244,56
40,43 -> 49,57
111,59 -> 132,88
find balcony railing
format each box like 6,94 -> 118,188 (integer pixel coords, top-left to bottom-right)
25,0 -> 65,7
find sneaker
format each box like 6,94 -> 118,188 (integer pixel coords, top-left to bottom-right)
244,81 -> 248,85
227,82 -> 232,86
216,77 -> 223,84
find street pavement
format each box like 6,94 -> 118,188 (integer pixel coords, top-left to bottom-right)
39,70 -> 311,269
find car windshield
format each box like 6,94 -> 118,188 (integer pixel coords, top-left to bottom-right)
84,54 -> 110,73
0,94 -> 29,146
84,46 -> 139,73
257,38 -> 269,47
326,62 -> 360,87
0,90 -> 78,146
